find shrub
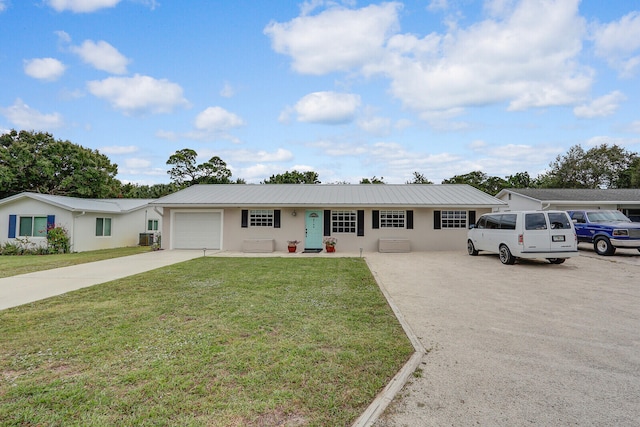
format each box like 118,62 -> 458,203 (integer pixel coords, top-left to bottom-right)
47,225 -> 71,254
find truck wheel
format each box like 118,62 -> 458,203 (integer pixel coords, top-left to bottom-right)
467,240 -> 478,256
499,244 -> 515,265
594,236 -> 615,256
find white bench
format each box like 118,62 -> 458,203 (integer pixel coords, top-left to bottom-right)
378,238 -> 411,253
242,239 -> 275,253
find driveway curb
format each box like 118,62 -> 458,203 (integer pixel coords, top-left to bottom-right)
352,258 -> 427,427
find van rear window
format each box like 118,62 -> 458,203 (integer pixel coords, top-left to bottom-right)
548,212 -> 571,229
525,213 -> 547,230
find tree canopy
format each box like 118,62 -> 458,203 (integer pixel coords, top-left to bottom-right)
0,130 -> 120,199
166,148 -> 233,185
262,170 -> 320,184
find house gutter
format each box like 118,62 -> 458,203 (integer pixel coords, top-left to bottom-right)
72,211 -> 86,252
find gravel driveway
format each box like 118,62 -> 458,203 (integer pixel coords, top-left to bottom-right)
366,248 -> 640,426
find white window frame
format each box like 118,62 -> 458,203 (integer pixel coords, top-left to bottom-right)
148,219 -> 159,231
249,209 -> 274,227
380,210 -> 405,228
18,216 -> 48,237
331,210 -> 357,233
441,210 -> 467,229
96,217 -> 112,237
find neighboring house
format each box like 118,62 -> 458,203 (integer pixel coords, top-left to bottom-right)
150,184 -> 505,253
0,192 -> 162,252
495,188 -> 640,221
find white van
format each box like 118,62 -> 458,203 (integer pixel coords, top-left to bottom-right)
467,210 -> 578,265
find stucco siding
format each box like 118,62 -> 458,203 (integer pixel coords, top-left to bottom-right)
161,206 -> 493,253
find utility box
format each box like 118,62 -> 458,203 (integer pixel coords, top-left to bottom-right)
139,233 -> 154,246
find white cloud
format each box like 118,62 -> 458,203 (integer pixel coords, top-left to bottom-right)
357,115 -> 391,136
293,91 -> 361,124
222,148 -> 293,163
220,82 -> 235,98
124,158 -> 151,168
0,1 -> 7,13
194,106 -> 244,131
585,135 -> 640,148
71,40 -> 130,74
573,91 -> 626,118
87,74 -> 189,115
592,11 -> 640,77
383,0 -> 590,113
0,99 -> 63,129
99,145 -> 138,154
46,0 -> 121,13
265,2 -> 401,75
23,58 -> 66,81
268,0 -> 592,123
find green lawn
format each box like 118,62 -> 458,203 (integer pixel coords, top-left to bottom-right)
0,257 -> 414,426
0,246 -> 151,278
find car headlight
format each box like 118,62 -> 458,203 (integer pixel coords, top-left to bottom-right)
613,229 -> 629,236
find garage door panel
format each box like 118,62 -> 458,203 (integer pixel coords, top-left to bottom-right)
173,212 -> 221,249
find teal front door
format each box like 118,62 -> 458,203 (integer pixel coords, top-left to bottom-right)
305,210 -> 323,249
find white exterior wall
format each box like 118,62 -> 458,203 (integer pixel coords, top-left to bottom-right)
161,206 -> 493,253
71,208 -> 159,252
0,199 -> 161,252
496,193 -> 542,211
0,198 -> 74,249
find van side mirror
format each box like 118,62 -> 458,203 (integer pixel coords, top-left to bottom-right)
469,224 -> 475,229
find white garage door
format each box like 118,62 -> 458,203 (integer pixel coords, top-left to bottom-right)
173,212 -> 221,249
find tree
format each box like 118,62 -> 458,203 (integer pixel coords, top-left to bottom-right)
537,144 -> 638,189
119,183 -> 181,198
262,170 -> 320,184
505,172 -> 534,188
360,176 -> 385,184
406,172 -> 433,184
166,148 -> 234,186
442,171 -> 508,194
0,130 -> 120,199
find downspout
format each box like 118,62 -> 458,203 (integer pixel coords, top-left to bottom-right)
153,207 -> 164,217
73,211 -> 86,252
542,203 -> 551,210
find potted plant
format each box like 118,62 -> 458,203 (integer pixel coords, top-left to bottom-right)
323,237 -> 337,252
287,240 -> 300,253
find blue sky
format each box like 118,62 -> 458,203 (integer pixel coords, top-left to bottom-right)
1,0 -> 639,185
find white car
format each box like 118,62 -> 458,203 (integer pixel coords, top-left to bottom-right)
467,210 -> 579,265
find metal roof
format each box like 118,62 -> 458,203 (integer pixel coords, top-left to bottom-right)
0,192 -> 155,213
498,188 -> 640,203
151,184 -> 505,207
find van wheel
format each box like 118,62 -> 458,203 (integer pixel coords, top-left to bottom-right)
547,258 -> 566,264
499,245 -> 515,265
594,237 -> 615,256
467,240 -> 478,256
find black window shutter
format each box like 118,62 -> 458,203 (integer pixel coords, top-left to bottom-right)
468,210 -> 476,227
433,210 -> 441,230
407,210 -> 414,229
372,210 -> 379,229
324,210 -> 331,236
274,210 -> 281,228
241,210 -> 248,228
357,210 -> 365,236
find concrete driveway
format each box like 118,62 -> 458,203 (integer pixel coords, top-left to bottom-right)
366,250 -> 640,426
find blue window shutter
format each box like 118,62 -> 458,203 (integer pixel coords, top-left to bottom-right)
47,215 -> 55,231
8,215 -> 16,238
407,210 -> 414,229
